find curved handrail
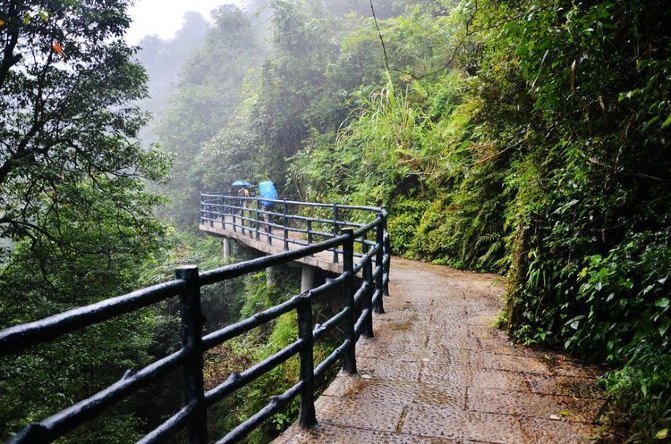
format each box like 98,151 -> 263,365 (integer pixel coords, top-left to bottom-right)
200,193 -> 385,263
1,198 -> 391,444
200,193 -> 382,213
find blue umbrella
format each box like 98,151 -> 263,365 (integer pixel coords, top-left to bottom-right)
231,180 -> 252,187
258,180 -> 278,208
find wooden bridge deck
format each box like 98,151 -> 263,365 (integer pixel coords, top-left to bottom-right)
274,258 -> 606,444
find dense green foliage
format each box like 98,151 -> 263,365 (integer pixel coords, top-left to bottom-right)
149,0 -> 426,229
483,3 -> 671,440
0,181 -> 166,441
0,0 -> 173,441
151,5 -> 264,229
143,0 -> 670,440
0,0 -> 170,246
288,2 -> 670,439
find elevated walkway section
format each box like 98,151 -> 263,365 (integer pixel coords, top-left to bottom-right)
199,194 -> 388,276
200,215 -> 344,274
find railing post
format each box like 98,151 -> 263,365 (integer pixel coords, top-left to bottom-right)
306,219 -> 313,245
382,210 -> 391,297
200,194 -> 204,225
283,200 -> 289,251
245,197 -> 253,239
175,266 -> 207,444
375,215 -> 386,314
255,198 -> 260,241
296,294 -> 317,427
209,199 -> 214,227
248,201 -> 254,239
232,198 -> 237,233
220,195 -> 225,230
306,219 -> 313,257
332,204 -> 339,263
241,198 -> 246,237
342,229 -> 357,374
362,238 -> 374,338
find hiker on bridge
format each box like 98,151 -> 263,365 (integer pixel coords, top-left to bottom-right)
232,180 -> 253,227
258,180 -> 278,224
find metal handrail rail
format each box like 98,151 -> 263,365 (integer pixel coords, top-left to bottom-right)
200,193 -> 382,213
200,193 -> 385,263
0,198 -> 392,444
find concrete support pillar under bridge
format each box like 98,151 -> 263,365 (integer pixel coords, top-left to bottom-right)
266,264 -> 316,294
300,265 -> 315,294
222,238 -> 231,260
221,238 -> 317,293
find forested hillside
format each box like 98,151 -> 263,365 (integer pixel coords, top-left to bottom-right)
1,0 -> 669,442
141,0 -> 670,441
0,0 -> 171,440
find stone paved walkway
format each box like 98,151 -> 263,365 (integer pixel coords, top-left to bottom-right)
275,258 -> 606,443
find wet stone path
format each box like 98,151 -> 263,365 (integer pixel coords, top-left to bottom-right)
275,258 -> 606,443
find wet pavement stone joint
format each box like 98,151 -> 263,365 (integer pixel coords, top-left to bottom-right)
275,258 -> 606,443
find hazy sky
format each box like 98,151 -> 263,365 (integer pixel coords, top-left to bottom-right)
126,0 -> 246,45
